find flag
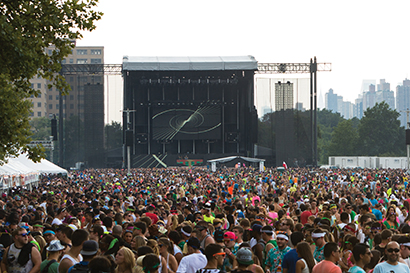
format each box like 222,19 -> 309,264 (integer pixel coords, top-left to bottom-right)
283,161 -> 288,169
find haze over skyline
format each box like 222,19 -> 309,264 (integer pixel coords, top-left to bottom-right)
77,0 -> 410,122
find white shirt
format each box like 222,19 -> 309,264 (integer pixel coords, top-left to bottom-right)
176,252 -> 207,273
51,218 -> 63,225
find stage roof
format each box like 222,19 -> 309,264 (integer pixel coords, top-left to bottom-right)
122,56 -> 258,71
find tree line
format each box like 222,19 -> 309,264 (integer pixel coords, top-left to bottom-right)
257,102 -> 406,165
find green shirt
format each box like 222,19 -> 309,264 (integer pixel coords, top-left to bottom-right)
40,259 -> 59,273
350,211 -> 357,222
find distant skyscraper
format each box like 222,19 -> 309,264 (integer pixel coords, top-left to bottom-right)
396,79 -> 410,127
341,101 -> 352,119
275,81 -> 293,111
295,102 -> 305,111
377,79 -> 390,91
337,95 -> 343,114
318,91 -> 325,109
363,84 -> 376,111
362,80 -> 376,92
353,96 -> 363,119
325,88 -> 338,113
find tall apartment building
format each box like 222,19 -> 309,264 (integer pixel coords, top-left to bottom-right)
341,101 -> 353,119
29,45 -> 105,168
396,79 -> 410,127
47,46 -> 104,119
363,84 -> 376,111
29,46 -> 104,119
377,79 -> 390,92
29,77 -> 48,118
325,88 -> 338,113
353,96 -> 363,119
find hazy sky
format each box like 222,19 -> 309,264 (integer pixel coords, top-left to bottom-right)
77,0 -> 410,122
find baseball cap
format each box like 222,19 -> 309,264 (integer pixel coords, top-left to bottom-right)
80,240 -> 99,256
187,237 -> 200,249
46,240 -> 65,252
236,248 -> 254,265
203,203 -> 211,210
252,224 -> 263,233
224,231 -> 237,241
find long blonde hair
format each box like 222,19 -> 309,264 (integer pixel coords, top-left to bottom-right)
146,239 -> 160,256
170,215 -> 178,231
132,236 -> 146,252
116,247 -> 136,272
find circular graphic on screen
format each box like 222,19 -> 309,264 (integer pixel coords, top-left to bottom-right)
152,104 -> 221,140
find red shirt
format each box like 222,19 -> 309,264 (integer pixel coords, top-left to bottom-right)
145,212 -> 158,225
300,210 -> 312,225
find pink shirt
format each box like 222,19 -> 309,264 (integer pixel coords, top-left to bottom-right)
312,260 -> 342,273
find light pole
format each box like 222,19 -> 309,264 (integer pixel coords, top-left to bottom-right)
122,108 -> 136,175
401,109 -> 410,170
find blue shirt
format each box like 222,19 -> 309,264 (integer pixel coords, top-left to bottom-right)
373,261 -> 410,273
372,209 -> 383,220
348,265 -> 365,273
282,249 -> 300,273
370,198 -> 378,207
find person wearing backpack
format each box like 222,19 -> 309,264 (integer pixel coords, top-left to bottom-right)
40,240 -> 65,273
67,241 -> 99,273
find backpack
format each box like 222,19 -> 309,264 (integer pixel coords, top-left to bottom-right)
70,262 -> 90,273
41,259 -> 57,273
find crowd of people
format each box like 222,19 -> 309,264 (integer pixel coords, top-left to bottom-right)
0,167 -> 409,273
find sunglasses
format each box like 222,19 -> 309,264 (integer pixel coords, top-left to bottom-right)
158,244 -> 164,248
213,252 -> 226,258
387,248 -> 400,253
19,233 -> 29,237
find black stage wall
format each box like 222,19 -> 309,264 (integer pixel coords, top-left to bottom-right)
123,70 -> 257,167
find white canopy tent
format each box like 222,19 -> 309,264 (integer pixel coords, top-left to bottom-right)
207,156 -> 265,172
8,154 -> 68,175
0,153 -> 67,191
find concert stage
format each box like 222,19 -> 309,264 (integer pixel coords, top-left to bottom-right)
122,56 -> 258,167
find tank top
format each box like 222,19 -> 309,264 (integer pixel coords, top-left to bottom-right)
58,254 -> 83,273
300,258 -> 316,273
7,244 -> 34,273
200,234 -> 211,251
301,259 -> 309,273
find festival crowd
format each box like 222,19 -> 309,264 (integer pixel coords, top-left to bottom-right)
0,167 -> 410,273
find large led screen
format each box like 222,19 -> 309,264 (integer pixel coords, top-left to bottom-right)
152,103 -> 221,141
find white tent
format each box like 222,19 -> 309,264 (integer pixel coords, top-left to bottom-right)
0,153 -> 67,191
207,156 -> 265,172
7,154 -> 68,175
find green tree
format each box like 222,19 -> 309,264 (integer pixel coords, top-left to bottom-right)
0,0 -> 102,162
317,109 -> 344,164
29,117 -> 51,141
105,121 -> 123,150
358,102 -> 405,156
327,119 -> 359,156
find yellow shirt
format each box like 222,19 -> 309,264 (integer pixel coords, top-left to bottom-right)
203,214 -> 215,223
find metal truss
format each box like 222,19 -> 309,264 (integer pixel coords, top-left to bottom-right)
257,63 -> 332,74
61,64 -> 122,75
